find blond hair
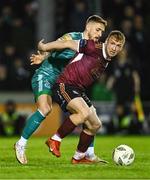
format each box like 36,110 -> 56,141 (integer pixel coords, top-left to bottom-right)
86,15 -> 107,27
107,30 -> 125,44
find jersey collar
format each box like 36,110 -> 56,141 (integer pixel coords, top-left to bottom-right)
81,32 -> 84,39
102,43 -> 111,61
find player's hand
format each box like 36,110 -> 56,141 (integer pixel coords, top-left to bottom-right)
38,39 -> 46,51
30,51 -> 45,65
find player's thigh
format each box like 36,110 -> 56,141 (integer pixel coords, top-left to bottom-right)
53,83 -> 91,118
32,75 -> 53,114
67,97 -> 91,116
66,88 -> 92,115
37,94 -> 52,108
36,94 -> 52,115
32,74 -> 53,100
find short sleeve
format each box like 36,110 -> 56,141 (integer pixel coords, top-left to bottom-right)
78,39 -> 96,56
58,33 -> 72,41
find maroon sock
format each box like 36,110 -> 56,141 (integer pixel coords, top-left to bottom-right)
77,131 -> 94,153
57,118 -> 76,138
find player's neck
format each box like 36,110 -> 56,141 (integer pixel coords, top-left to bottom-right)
83,31 -> 89,39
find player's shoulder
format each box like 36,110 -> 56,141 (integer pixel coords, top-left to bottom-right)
85,40 -> 103,50
59,33 -> 72,40
59,32 -> 82,41
79,39 -> 102,49
68,32 -> 82,40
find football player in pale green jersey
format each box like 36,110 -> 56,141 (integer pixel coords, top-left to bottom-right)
14,15 -> 107,165
31,32 -> 82,101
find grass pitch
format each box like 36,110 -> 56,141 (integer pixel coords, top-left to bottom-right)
0,135 -> 150,179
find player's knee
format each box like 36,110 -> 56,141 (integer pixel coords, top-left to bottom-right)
92,120 -> 102,134
43,105 -> 52,116
95,120 -> 102,131
79,108 -> 92,123
38,104 -> 52,116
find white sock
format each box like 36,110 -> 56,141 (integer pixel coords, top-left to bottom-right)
73,151 -> 85,160
85,147 -> 95,158
37,109 -> 46,117
18,136 -> 27,146
51,134 -> 62,142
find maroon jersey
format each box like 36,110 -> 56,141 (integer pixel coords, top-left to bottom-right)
57,39 -> 110,89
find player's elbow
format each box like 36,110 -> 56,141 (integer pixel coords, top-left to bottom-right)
64,40 -> 78,51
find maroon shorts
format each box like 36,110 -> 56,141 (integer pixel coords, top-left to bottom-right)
52,83 -> 92,112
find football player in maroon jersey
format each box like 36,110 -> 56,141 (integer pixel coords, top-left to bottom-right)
14,15 -> 107,165
38,30 -> 125,164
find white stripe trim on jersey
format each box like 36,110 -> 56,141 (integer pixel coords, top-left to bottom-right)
77,40 -> 80,52
37,109 -> 45,117
102,43 -> 107,59
102,43 -> 111,61
38,74 -> 43,92
70,53 -> 84,64
81,32 -> 84,39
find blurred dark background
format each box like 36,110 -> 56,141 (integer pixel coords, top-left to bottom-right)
0,0 -> 150,135
0,0 -> 150,99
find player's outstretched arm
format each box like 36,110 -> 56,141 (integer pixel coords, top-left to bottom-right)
38,39 -> 78,52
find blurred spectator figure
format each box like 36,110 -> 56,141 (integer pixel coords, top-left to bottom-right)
69,0 -> 90,31
11,18 -> 34,54
23,1 -> 38,49
102,0 -> 125,26
120,19 -> 133,42
23,1 -> 38,29
0,100 -> 26,136
10,57 -> 30,90
132,15 -> 147,62
55,0 -> 68,37
133,0 -> 146,16
0,6 -> 14,48
1,43 -> 16,65
123,5 -> 135,21
121,5 -> 135,44
1,44 -> 17,89
107,48 -> 143,134
0,64 -> 8,90
131,15 -> 149,99
0,1 -> 36,91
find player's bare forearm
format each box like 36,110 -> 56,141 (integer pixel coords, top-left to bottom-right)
38,39 -> 78,52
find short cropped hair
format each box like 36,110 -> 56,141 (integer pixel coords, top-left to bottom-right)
107,30 -> 125,44
86,15 -> 107,27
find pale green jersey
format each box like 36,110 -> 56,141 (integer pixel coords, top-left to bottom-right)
32,32 -> 83,100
